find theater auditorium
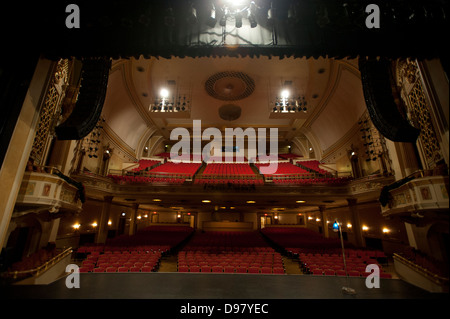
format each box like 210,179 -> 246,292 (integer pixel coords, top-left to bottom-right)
0,0 -> 448,308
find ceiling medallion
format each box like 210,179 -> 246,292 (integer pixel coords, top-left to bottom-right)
218,104 -> 242,121
205,71 -> 255,101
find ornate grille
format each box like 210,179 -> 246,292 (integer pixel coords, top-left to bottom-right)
30,59 -> 71,164
407,80 -> 442,168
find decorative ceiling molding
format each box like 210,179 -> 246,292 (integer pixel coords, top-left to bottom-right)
321,120 -> 362,163
136,126 -> 160,159
102,121 -> 137,162
302,59 -> 340,129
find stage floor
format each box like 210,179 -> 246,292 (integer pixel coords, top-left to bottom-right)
1,272 -> 446,299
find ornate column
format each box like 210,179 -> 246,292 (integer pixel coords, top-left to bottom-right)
319,205 -> 328,238
129,203 -> 139,236
347,198 -> 364,247
96,196 -> 113,244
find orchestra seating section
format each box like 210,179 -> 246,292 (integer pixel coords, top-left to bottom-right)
261,227 -> 391,278
76,226 -> 194,273
177,231 -> 286,274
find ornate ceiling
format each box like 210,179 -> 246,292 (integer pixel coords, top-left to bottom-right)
101,55 -> 366,160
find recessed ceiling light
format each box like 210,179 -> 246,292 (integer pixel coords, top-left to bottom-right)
202,200 -> 211,203
296,200 -> 305,203
153,199 -> 162,202
246,200 -> 256,204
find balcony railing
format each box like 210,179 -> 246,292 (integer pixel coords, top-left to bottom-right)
379,170 -> 449,217
15,166 -> 83,215
1,247 -> 73,281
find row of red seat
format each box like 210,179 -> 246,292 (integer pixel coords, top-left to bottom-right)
131,159 -> 161,172
108,175 -> 186,184
80,250 -> 162,273
399,247 -> 449,278
178,231 -> 285,274
297,160 -> 329,175
255,162 -> 309,176
148,162 -> 201,176
178,265 -> 285,274
202,163 -> 255,176
278,153 -> 302,160
272,177 -> 352,185
194,178 -> 264,185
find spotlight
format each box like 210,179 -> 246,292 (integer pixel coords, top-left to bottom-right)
187,4 -> 198,25
206,4 -> 217,27
248,2 -> 257,28
235,12 -> 242,28
248,12 -> 257,28
220,8 -> 228,26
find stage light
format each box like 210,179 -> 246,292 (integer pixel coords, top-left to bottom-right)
235,12 -> 242,28
160,88 -> 169,98
187,4 -> 198,25
220,8 -> 228,26
206,5 -> 217,27
333,221 -> 339,232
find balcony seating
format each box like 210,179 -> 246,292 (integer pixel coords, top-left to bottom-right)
148,162 -> 201,177
297,160 -> 329,175
131,159 -> 160,172
278,153 -> 302,160
255,162 -> 309,177
202,163 -> 255,176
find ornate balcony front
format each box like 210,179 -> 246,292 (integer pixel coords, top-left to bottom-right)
15,167 -> 83,216
380,170 -> 449,219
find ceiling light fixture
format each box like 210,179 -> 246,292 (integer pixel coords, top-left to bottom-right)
271,86 -> 308,113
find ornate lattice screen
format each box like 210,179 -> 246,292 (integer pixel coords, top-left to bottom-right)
30,59 -> 71,164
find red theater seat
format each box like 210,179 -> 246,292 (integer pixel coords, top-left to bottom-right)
212,266 -> 223,273
141,266 -> 153,272
272,267 -> 285,274
94,267 -> 106,273
178,265 -> 189,272
106,267 -> 117,273
248,267 -> 260,274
